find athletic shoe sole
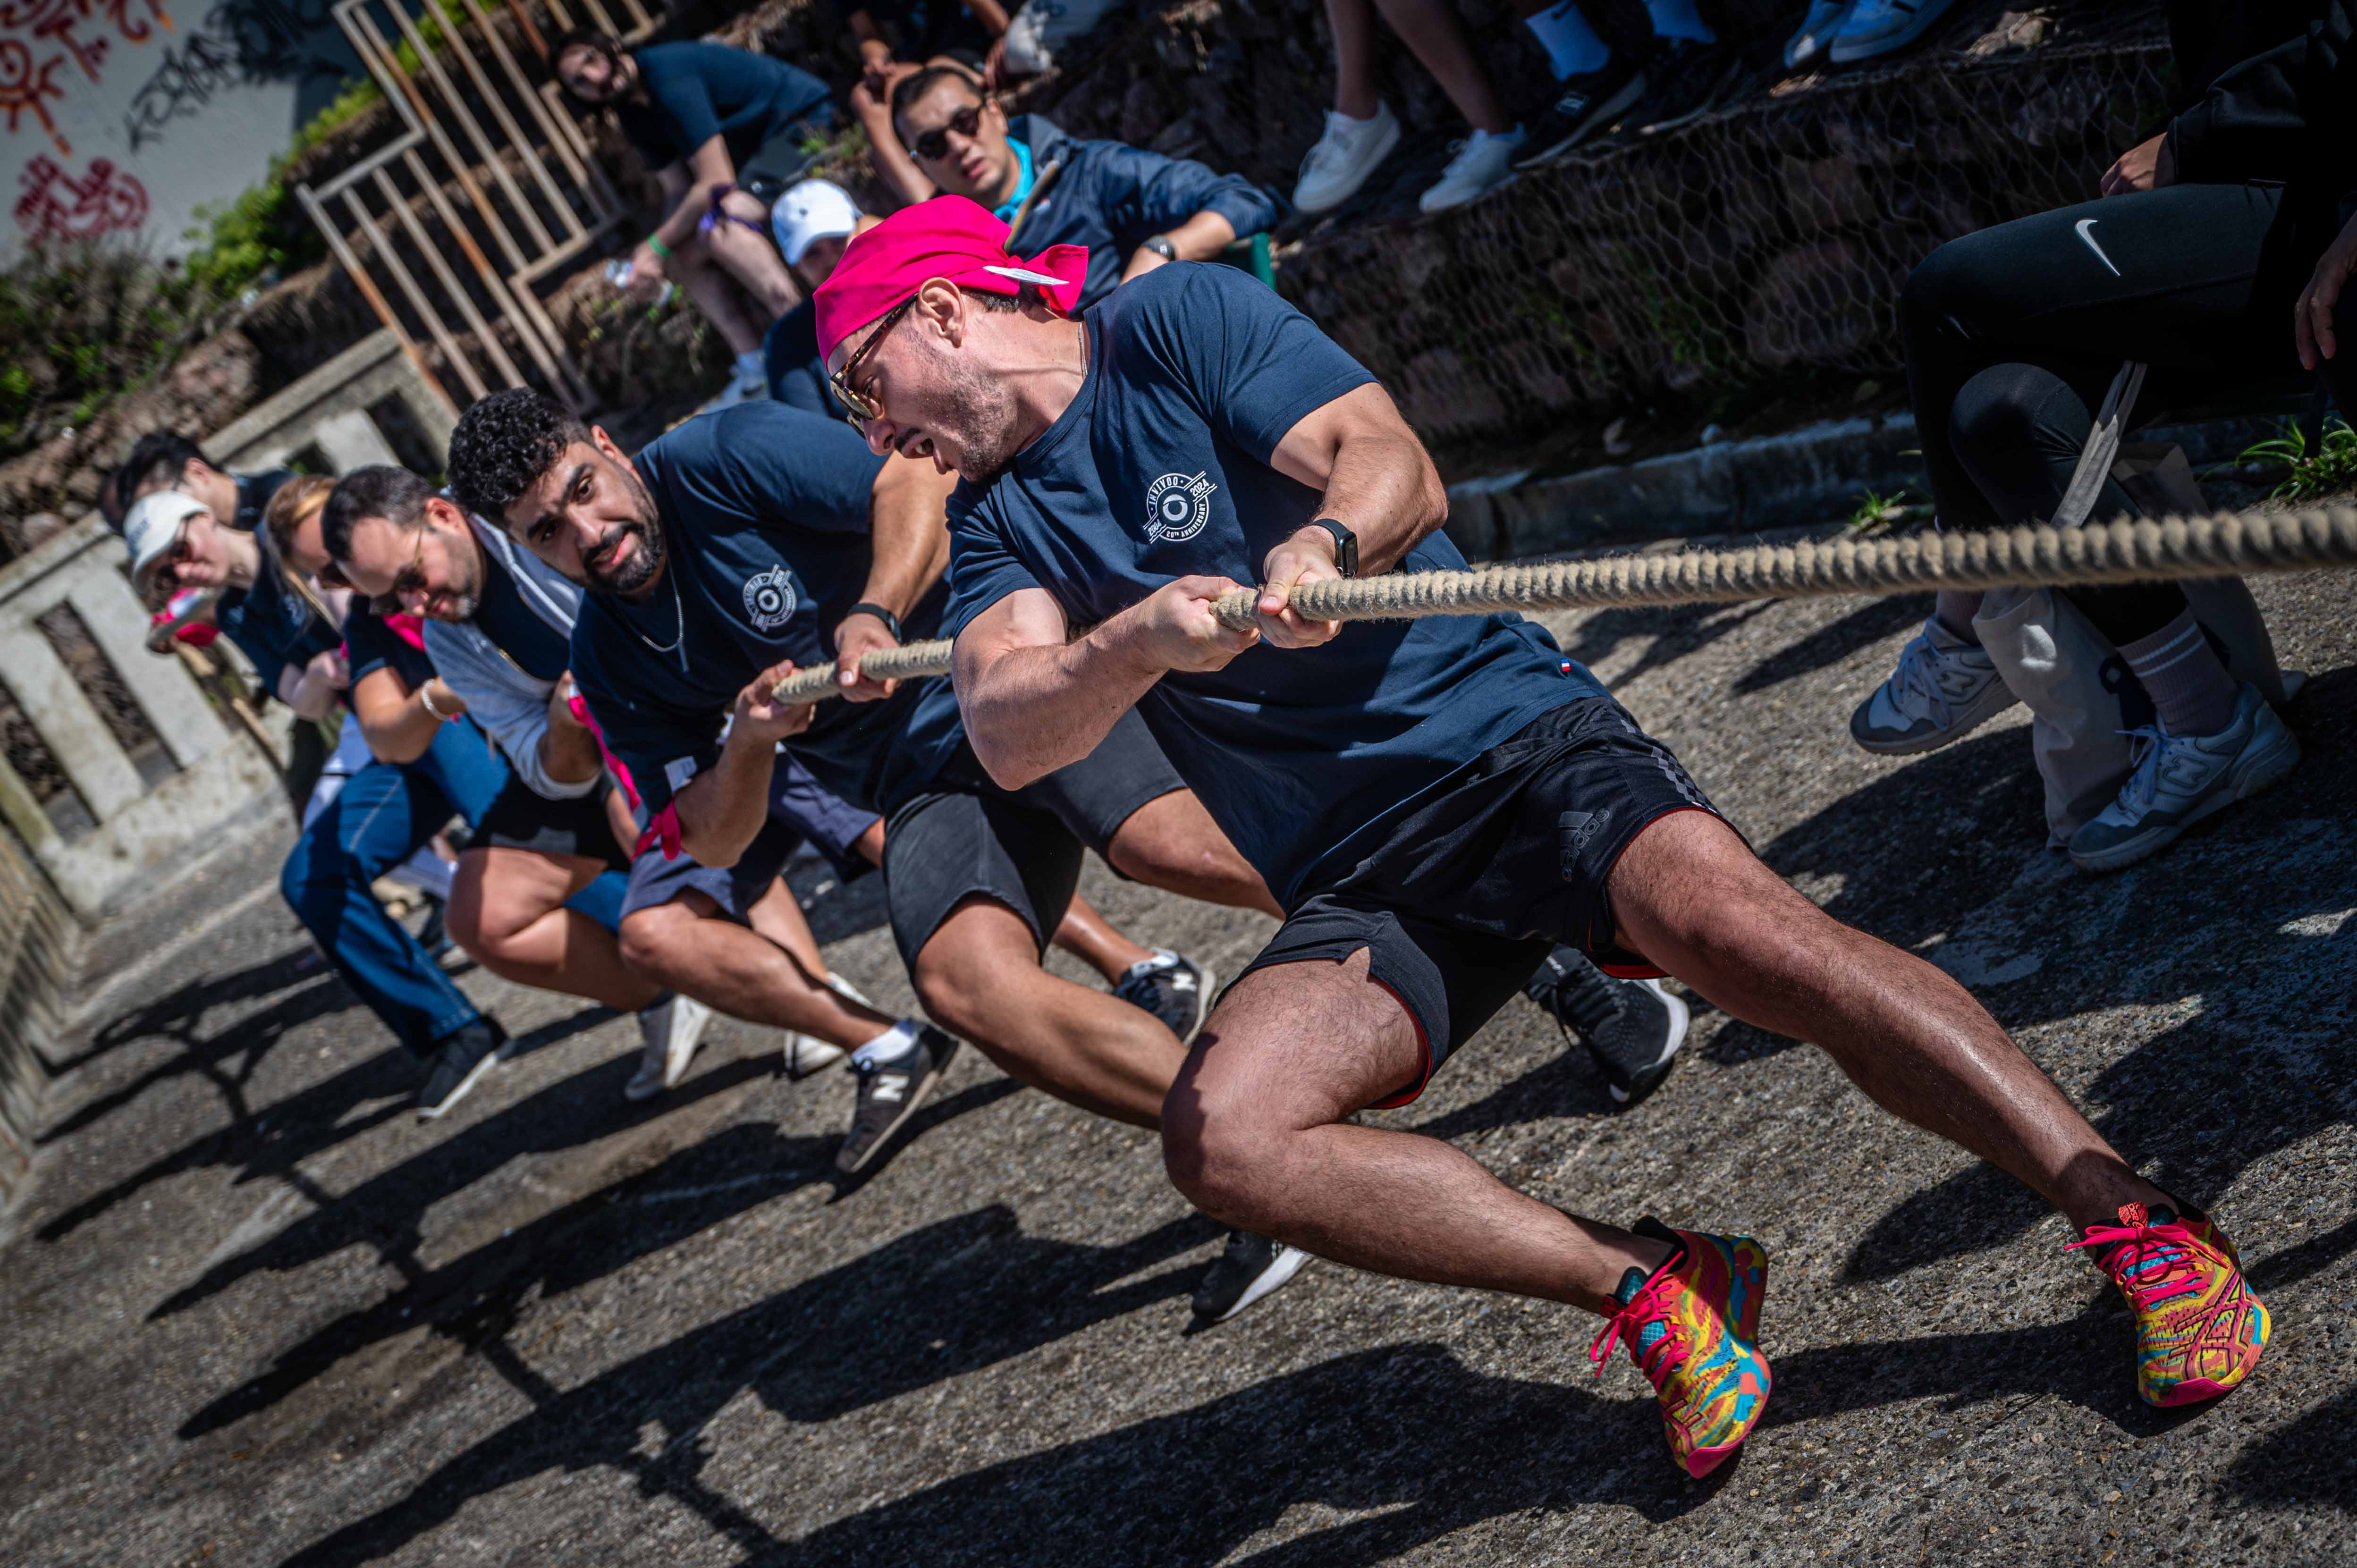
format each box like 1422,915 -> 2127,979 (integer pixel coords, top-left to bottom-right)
415,1036 -> 513,1121
2068,724 -> 2300,874
1514,74 -> 1647,170
836,1037 -> 960,1175
1827,0 -> 1958,62
1605,981 -> 1690,1108
1848,682 -> 2020,756
1200,1244 -> 1312,1324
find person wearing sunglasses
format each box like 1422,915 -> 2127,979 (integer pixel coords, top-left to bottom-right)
842,2 -> 1009,207
887,64 -> 1276,309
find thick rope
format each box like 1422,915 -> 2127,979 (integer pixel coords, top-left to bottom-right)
772,506 -> 2357,704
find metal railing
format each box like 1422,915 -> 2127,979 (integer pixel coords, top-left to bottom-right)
296,0 -> 660,412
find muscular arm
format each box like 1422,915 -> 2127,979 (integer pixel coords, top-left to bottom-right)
833,455 -> 956,698
673,657 -> 810,867
539,674 -> 604,786
351,665 -> 457,764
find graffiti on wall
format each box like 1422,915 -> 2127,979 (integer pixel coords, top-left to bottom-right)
14,151 -> 144,237
124,0 -> 339,152
0,0 -> 172,152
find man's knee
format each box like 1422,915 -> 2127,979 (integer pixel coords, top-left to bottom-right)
618,903 -> 690,979
1159,1071 -> 1293,1228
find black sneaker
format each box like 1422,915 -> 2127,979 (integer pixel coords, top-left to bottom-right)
1191,1230 -> 1312,1324
1523,946 -> 1689,1108
1514,54 -> 1647,169
416,1018 -> 510,1121
1111,949 -> 1215,1046
836,1025 -> 961,1175
1633,37 -> 1741,136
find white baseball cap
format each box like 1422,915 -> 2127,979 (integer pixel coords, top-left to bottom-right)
771,178 -> 862,269
122,489 -> 210,592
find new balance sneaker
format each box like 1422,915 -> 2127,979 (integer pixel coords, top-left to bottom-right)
1419,125 -> 1527,213
2066,684 -> 2298,873
1849,615 -> 2018,755
625,993 -> 713,1102
1783,0 -> 1856,68
416,1019 -> 510,1121
836,1025 -> 961,1174
1525,945 -> 1688,1108
1293,102 -> 1402,214
2068,1201 -> 2270,1407
1113,949 -> 1215,1045
1633,39 -> 1741,137
1514,56 -> 1647,169
782,973 -> 875,1079
1191,1230 -> 1312,1324
1589,1219 -> 1772,1477
1827,0 -> 1959,62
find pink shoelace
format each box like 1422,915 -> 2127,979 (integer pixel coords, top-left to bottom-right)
2067,1203 -> 2202,1313
1588,1267 -> 1689,1386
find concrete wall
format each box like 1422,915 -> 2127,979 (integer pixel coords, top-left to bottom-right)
0,799 -> 73,1222
0,0 -> 360,265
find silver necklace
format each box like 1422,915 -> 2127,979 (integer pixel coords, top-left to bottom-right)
634,558 -> 688,673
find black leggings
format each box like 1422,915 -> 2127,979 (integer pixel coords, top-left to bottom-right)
1902,182 -> 2355,646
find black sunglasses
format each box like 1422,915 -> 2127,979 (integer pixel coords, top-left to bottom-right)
910,102 -> 984,163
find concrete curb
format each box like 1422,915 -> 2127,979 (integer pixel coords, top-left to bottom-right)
1444,411 -> 2285,561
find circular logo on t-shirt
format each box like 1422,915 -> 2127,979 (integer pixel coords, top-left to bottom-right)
1144,470 -> 1218,543
742,565 -> 797,631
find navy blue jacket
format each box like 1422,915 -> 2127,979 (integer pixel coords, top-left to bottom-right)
1004,116 -> 1279,310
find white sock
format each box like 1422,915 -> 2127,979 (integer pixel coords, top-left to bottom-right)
850,1019 -> 921,1070
1523,1 -> 1611,79
1643,0 -> 1714,43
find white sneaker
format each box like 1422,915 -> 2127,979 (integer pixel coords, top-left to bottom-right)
781,972 -> 874,1079
1418,125 -> 1527,214
2066,685 -> 2300,873
1293,103 -> 1402,215
1783,0 -> 1857,67
1848,616 -> 2019,755
625,994 -> 713,1101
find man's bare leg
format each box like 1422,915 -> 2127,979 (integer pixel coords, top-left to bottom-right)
1164,947 -> 1668,1315
702,186 -> 802,319
1106,791 -> 1283,918
667,236 -> 770,358
1051,894 -> 1155,982
1607,810 -> 2167,1234
447,846 -> 661,1012
910,895 -> 1181,1127
620,887 -> 894,1051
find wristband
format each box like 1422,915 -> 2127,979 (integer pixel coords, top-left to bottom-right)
1308,518 -> 1359,578
841,601 -> 904,642
418,681 -> 459,721
646,234 -> 672,259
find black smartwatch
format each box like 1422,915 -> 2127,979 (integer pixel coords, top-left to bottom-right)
1142,235 -> 1178,261
841,601 -> 904,642
1308,517 -> 1359,578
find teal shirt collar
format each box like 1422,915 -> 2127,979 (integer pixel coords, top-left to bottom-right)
992,137 -> 1036,226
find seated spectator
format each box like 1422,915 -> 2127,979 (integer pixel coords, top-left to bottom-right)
764,179 -> 881,415
889,66 -> 1278,305
113,429 -> 295,535
554,30 -> 829,404
845,0 -> 1010,204
1850,1 -> 2352,871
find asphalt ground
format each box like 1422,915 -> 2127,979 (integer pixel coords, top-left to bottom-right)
2,563 -> 2352,1567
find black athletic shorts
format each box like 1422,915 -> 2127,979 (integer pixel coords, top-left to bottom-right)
620,814 -> 805,925
475,776 -> 630,872
1233,698 -> 1726,1108
879,708 -> 1182,966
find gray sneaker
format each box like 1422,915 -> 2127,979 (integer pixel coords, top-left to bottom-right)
836,1025 -> 961,1175
1112,949 -> 1214,1045
1850,617 -> 2018,755
2067,684 -> 2299,873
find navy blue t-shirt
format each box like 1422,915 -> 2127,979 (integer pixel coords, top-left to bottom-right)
944,264 -> 1601,907
761,300 -> 843,419
343,602 -> 436,691
617,42 -> 832,170
217,528 -> 341,696
473,544 -> 573,682
570,402 -> 963,819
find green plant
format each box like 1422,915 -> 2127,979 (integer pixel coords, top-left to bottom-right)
0,239 -> 219,456
1846,487 -> 1922,531
2232,417 -> 2357,501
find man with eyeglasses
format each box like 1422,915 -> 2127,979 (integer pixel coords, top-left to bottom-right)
447,388 -> 1320,1323
887,64 -> 1277,309
817,200 -> 2273,1473
324,464 -> 910,1109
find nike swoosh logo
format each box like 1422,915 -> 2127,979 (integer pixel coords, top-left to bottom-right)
2074,218 -> 2121,278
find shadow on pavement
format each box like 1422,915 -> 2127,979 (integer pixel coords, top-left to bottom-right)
1555,600 -> 1776,690
1733,593 -> 1932,693
276,1205 -> 1231,1566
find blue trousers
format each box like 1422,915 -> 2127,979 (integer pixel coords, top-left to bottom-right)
279,718 -> 631,1056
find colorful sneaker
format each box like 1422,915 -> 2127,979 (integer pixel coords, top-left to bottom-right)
2068,1200 -> 2271,1407
1589,1219 -> 1771,1477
